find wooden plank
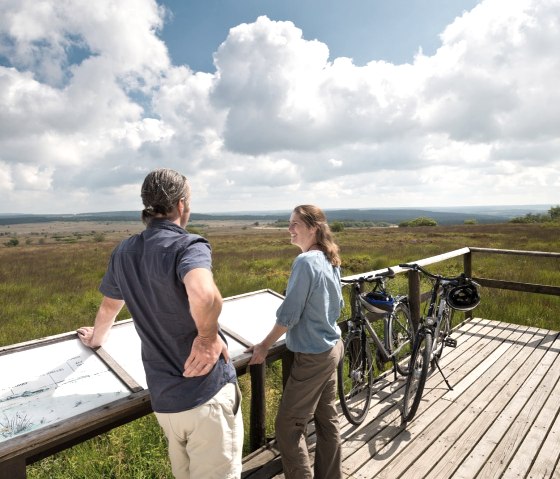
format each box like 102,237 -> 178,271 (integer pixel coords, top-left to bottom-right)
502,352 -> 560,478
342,247 -> 470,281
474,331 -> 560,478
443,341 -> 512,400
220,324 -> 254,348
526,401 -> 560,477
242,445 -> 283,478
413,326 -> 550,479
240,318 -> 514,478
0,457 -> 26,479
342,319 -> 508,477
249,363 -> 267,452
0,391 -> 152,462
338,318 -> 489,473
469,247 -> 560,258
240,319 -> 560,479
94,346 -> 143,393
364,322 -> 532,479
473,277 -> 560,296
453,331 -> 560,478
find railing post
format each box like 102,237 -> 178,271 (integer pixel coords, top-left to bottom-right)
1,457 -> 26,479
249,363 -> 266,452
463,250 -> 472,278
408,270 -> 421,331
463,250 -> 474,320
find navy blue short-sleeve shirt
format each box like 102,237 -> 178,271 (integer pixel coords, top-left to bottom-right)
100,218 -> 236,412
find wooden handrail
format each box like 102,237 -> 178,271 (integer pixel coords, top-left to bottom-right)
2,246 -> 558,478
469,247 -> 560,258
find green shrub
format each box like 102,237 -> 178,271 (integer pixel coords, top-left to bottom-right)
5,237 -> 19,247
399,217 -> 438,227
331,221 -> 345,232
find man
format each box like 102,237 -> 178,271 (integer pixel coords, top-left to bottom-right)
77,168 -> 243,479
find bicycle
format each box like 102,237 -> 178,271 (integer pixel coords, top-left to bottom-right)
399,263 -> 480,422
337,268 -> 415,425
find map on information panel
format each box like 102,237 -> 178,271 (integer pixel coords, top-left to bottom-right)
0,289 -> 284,443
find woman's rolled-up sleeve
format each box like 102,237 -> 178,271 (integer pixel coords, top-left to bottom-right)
275,256 -> 313,329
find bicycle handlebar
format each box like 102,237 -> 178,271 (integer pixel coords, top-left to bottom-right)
399,263 -> 468,283
341,267 -> 395,284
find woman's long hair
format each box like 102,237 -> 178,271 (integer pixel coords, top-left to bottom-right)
293,205 -> 341,267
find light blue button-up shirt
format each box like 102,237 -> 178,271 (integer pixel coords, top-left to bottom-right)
276,251 -> 343,353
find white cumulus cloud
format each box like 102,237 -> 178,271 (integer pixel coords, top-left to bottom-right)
0,0 -> 558,213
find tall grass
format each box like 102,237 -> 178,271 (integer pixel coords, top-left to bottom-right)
0,222 -> 558,478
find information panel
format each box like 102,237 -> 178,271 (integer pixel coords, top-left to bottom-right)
0,289 -> 284,444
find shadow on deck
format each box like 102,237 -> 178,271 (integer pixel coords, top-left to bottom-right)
242,317 -> 560,478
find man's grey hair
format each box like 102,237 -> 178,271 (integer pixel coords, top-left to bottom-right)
141,168 -> 190,224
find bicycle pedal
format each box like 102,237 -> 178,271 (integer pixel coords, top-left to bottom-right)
444,337 -> 457,348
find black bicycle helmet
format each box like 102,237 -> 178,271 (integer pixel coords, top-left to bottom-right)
446,282 -> 480,311
359,291 -> 395,314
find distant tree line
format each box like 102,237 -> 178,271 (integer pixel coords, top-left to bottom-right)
272,220 -> 394,231
509,205 -> 560,224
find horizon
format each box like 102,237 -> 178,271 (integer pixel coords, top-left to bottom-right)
0,203 -> 553,218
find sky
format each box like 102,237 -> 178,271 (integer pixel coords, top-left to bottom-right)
0,0 -> 558,215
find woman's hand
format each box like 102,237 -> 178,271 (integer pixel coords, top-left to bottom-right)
246,343 -> 269,365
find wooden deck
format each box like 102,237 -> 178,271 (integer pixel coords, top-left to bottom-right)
241,318 -> 560,478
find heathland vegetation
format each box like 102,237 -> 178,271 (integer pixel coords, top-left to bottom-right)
1,220 -> 559,478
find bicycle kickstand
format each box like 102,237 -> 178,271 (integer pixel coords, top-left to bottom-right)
433,357 -> 453,391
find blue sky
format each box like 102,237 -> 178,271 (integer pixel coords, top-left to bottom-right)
0,0 -> 558,214
159,0 -> 480,72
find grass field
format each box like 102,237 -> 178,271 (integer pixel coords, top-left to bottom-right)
1,220 -> 559,478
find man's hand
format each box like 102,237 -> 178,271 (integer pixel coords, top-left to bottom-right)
183,334 -> 229,377
77,326 -> 98,348
76,297 -> 124,349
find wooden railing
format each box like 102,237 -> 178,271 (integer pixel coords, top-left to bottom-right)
243,246 -> 560,452
2,247 -> 559,478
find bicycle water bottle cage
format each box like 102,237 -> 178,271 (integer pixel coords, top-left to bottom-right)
359,291 -> 395,315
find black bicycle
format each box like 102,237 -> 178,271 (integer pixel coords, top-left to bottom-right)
400,263 -> 480,422
337,268 -> 415,425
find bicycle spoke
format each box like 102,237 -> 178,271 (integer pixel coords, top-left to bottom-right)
389,302 -> 414,376
337,332 -> 373,425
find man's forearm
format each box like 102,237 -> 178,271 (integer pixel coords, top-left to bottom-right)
92,297 -> 124,346
190,291 -> 222,338
184,268 -> 223,338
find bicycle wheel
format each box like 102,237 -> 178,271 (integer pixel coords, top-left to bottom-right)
337,331 -> 373,425
388,302 -> 415,376
432,304 -> 452,367
402,330 -> 432,422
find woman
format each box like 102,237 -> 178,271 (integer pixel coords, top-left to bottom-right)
247,205 -> 344,479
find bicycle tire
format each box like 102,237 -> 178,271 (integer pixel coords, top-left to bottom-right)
432,304 -> 452,368
402,330 -> 432,422
388,301 -> 415,376
337,331 -> 373,425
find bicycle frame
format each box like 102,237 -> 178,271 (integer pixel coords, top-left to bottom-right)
338,268 -> 414,425
423,278 -> 447,336
345,279 -> 408,365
